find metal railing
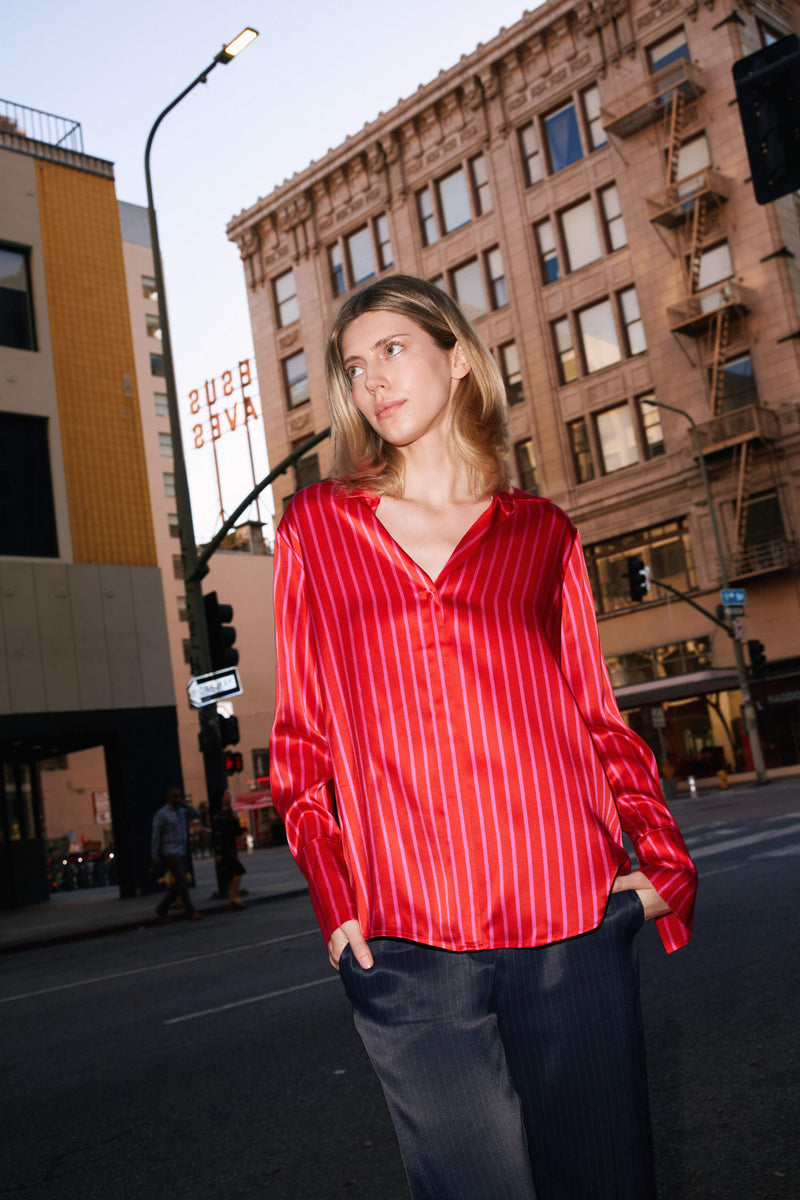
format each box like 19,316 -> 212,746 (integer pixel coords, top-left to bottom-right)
0,98 -> 83,152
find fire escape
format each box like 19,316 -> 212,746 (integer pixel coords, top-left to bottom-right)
601,61 -> 784,581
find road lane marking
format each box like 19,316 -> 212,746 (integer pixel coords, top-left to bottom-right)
164,974 -> 340,1024
0,928 -> 319,1005
687,822 -> 800,858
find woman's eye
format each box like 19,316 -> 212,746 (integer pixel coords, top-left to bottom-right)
346,364 -> 363,381
385,342 -> 402,357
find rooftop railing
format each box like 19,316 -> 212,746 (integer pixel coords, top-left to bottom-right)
0,99 -> 83,152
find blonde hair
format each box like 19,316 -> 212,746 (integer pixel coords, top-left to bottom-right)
324,275 -> 512,498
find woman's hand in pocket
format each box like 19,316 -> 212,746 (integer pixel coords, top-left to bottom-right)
328,919 -> 374,971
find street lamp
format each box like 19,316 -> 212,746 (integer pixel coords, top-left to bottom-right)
642,397 -> 767,783
143,28 -> 259,868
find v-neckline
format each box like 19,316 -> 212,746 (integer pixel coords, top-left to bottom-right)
369,495 -> 496,587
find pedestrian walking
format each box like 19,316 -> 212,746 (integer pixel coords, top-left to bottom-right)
151,787 -> 202,922
212,787 -> 247,909
269,275 -> 697,1200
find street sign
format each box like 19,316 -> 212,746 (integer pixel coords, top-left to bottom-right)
720,588 -> 746,606
187,666 -> 242,709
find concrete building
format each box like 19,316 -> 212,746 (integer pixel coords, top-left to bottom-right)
0,104 -> 181,906
227,0 -> 800,779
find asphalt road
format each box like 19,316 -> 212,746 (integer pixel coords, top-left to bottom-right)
1,779 -> 798,1200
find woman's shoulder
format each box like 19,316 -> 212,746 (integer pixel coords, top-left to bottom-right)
503,489 -> 576,535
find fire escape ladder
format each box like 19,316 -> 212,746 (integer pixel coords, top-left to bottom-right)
709,307 -> 731,416
734,441 -> 754,559
665,88 -> 685,186
688,194 -> 706,295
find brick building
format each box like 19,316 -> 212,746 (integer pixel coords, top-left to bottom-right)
227,0 -> 800,779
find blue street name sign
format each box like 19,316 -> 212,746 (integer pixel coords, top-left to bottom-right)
720,588 -> 747,606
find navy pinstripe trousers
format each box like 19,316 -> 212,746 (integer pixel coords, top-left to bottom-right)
338,890 -> 656,1200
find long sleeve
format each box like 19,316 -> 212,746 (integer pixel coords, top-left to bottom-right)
559,534 -> 697,952
269,523 -> 359,942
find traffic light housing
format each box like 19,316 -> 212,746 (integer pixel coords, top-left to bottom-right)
747,638 -> 767,678
203,591 -> 239,671
733,34 -> 800,203
626,556 -> 650,603
218,714 -> 240,746
224,750 -> 244,776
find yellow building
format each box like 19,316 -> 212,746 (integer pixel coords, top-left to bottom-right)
0,104 -> 180,906
228,0 -> 800,780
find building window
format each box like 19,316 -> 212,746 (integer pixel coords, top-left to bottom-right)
599,184 -> 627,251
519,122 -> 543,186
253,747 -> 270,778
182,638 -> 192,665
418,187 -> 438,246
719,353 -> 758,411
154,392 -> 169,417
470,153 -> 492,215
141,275 -> 158,300
0,244 -> 35,351
605,636 -> 712,689
561,197 -> 603,272
619,286 -> 646,355
451,259 -> 486,321
177,595 -> 188,621
172,554 -> 184,580
578,299 -> 621,373
150,353 -> 165,377
676,133 -> 711,189
376,214 -> 393,270
0,413 -> 57,556
648,28 -> 689,74
568,417 -> 595,483
291,437 -> 321,491
438,167 -> 472,233
168,513 -> 180,538
163,472 -> 175,497
582,84 -> 608,150
158,431 -> 173,457
696,242 -> 733,300
283,349 -> 310,409
758,19 -> 783,46
486,247 -> 508,309
274,269 -> 299,328
347,225 -> 376,285
328,215 -> 392,295
596,403 -> 639,474
587,519 -> 695,614
500,342 -> 524,406
639,395 -> 665,458
544,101 -> 583,173
145,313 -> 162,340
514,439 -> 539,494
552,317 -> 578,384
329,242 -> 346,296
535,219 -> 560,284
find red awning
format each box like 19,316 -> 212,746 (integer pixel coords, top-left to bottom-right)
233,788 -> 273,811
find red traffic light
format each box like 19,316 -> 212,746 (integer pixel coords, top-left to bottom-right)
224,751 -> 244,775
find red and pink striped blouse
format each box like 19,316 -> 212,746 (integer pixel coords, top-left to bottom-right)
270,482 -> 696,955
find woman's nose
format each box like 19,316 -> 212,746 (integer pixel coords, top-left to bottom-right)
364,360 -> 387,393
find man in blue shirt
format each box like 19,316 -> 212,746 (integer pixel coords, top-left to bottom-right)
151,787 -> 202,922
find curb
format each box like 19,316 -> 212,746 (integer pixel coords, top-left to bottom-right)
0,884 -> 309,957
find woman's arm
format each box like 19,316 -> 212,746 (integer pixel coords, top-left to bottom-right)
269,524 -> 360,944
559,533 -> 698,950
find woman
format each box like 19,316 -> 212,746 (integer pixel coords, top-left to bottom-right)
270,276 -> 697,1199
212,788 -> 246,910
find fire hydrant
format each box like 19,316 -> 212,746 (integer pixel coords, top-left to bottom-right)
717,768 -> 730,790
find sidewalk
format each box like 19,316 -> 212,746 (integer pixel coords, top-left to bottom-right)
0,844 -> 308,956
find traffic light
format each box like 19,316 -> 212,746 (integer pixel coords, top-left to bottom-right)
224,750 -> 244,776
733,34 -> 800,203
626,556 -> 650,603
218,714 -> 240,746
747,639 -> 767,678
203,591 -> 238,671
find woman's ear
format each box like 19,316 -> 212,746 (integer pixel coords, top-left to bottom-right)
450,342 -> 471,380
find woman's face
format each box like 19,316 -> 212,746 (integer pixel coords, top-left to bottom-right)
340,309 -> 469,455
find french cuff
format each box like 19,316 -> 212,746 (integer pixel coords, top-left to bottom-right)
297,835 -> 359,945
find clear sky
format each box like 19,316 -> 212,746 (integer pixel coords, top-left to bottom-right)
4,0 -> 532,541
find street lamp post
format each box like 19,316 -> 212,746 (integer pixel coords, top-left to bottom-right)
643,398 -> 767,783
143,29 -> 259,880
